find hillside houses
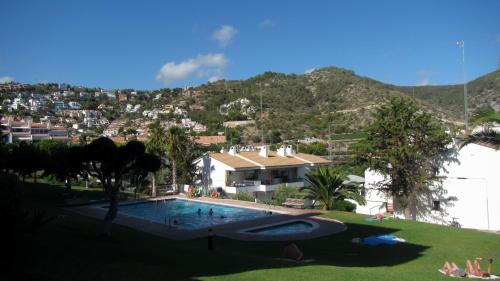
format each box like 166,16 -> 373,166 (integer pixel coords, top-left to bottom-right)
0,117 -> 69,143
126,104 -> 141,113
0,82 -> 28,91
181,118 -> 207,132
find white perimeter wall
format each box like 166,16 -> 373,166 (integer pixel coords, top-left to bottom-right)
440,143 -> 500,230
358,143 -> 500,231
355,171 -> 392,215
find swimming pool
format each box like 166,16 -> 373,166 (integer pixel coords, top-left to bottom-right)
239,219 -> 319,235
113,199 -> 273,230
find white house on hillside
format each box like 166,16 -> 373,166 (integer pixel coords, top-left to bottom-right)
196,145 -> 332,202
356,143 -> 500,231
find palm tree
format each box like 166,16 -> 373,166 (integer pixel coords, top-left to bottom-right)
145,122 -> 167,197
177,141 -> 201,186
166,126 -> 187,193
461,111 -> 500,149
461,129 -> 500,149
300,166 -> 366,210
470,108 -> 500,128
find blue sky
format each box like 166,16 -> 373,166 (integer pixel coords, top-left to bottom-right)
0,0 -> 499,89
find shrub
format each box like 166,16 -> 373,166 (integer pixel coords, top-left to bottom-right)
332,200 -> 357,212
272,185 -> 303,205
235,192 -> 255,202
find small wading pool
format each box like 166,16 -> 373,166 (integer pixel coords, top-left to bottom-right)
239,219 -> 319,235
107,199 -> 275,230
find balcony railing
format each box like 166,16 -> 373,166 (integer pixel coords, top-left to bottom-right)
228,178 -> 305,193
230,178 -> 303,187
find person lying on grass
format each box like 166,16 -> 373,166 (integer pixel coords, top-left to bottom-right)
442,261 -> 467,277
441,258 -> 494,278
466,258 -> 493,278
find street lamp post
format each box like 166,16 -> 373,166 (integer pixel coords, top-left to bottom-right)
457,40 -> 469,134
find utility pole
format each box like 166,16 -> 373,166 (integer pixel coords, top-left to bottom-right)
260,91 -> 264,145
224,123 -> 228,149
328,123 -> 332,161
457,40 -> 468,134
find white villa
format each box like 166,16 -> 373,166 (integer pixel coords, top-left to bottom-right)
355,142 -> 500,231
196,145 -> 332,202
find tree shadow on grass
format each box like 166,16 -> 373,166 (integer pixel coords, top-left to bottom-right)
14,182 -> 430,281
298,221 -> 429,267
209,221 -> 428,268
22,181 -> 129,207
109,221 -> 429,280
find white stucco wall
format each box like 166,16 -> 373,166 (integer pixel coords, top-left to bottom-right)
196,155 -> 234,192
355,170 -> 392,215
439,143 -> 500,230
358,143 -> 500,231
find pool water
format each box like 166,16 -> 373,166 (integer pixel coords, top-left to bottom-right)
114,199 -> 271,229
246,221 -> 314,235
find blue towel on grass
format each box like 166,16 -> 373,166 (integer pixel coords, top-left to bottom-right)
362,235 -> 404,245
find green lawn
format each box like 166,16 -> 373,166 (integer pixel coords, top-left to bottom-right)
10,182 -> 500,281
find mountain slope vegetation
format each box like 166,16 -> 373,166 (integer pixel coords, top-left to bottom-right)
193,67 -> 500,141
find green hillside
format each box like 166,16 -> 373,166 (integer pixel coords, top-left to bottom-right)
192,67 -> 500,141
395,69 -> 500,120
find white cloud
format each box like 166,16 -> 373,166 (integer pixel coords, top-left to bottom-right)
156,53 -> 227,85
208,75 -> 223,83
417,78 -> 430,86
259,19 -> 275,29
416,70 -> 432,86
0,76 -> 14,83
212,25 -> 238,47
305,68 -> 316,74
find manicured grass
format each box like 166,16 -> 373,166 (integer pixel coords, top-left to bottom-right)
11,182 -> 500,281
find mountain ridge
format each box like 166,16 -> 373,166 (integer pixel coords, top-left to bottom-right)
191,66 -> 500,140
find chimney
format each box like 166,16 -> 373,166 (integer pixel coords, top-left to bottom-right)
259,145 -> 269,158
286,145 -> 296,156
228,146 -> 237,156
277,145 -> 286,157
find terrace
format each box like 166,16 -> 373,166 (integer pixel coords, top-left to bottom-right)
225,168 -> 305,193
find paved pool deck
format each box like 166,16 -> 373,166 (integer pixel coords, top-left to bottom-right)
68,195 -> 347,241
